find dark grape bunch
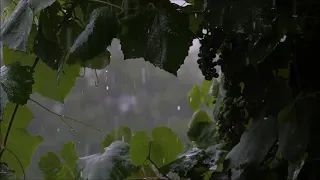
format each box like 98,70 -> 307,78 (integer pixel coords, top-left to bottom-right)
196,23 -> 225,80
216,80 -> 249,149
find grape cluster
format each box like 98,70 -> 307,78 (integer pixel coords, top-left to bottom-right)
216,80 -> 250,149
197,24 -> 225,80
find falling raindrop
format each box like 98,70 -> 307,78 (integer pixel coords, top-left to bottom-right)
122,136 -> 125,142
70,128 -> 77,135
106,86 -> 109,90
141,68 -> 146,84
105,69 -> 108,73
252,21 -> 256,30
162,158 -> 166,163
271,0 -> 276,10
177,106 -> 180,111
189,97 -> 192,102
81,90 -> 84,94
57,128 -> 60,132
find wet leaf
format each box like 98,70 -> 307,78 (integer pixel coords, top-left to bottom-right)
187,110 -> 215,148
225,116 -> 278,170
38,152 -> 63,180
188,86 -> 202,112
0,0 -> 33,52
1,103 -> 43,178
78,141 -> 137,180
120,4 -> 194,75
130,127 -> 184,167
70,7 -> 119,62
32,61 -> 80,103
0,62 -> 34,105
61,142 -> 78,174
189,13 -> 204,35
33,1 -> 63,70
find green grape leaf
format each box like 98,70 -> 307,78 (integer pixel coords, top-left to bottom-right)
120,4 -> 194,75
102,126 -> 132,153
1,0 -> 33,52
188,86 -> 202,112
3,43 -> 79,103
189,110 -> 212,127
56,165 -> 74,180
33,1 -> 63,70
69,7 -> 119,62
130,131 -> 150,166
1,103 -> 43,178
130,127 -> 184,167
0,62 -> 34,105
187,110 -> 215,148
38,152 -> 63,180
189,13 -> 203,35
151,127 -> 184,166
32,61 -> 80,102
60,142 -> 78,174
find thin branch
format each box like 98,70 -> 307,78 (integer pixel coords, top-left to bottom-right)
94,69 -> 99,87
0,104 -> 19,158
0,146 -> 25,180
146,142 -> 171,180
88,0 -> 123,10
29,99 -> 102,132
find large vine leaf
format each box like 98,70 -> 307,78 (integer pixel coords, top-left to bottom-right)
0,0 -> 33,52
3,45 -> 80,102
38,142 -> 78,180
0,62 -> 34,121
78,141 -> 138,180
60,142 -> 78,175
188,86 -> 202,112
38,152 -> 63,180
224,116 -> 278,176
32,61 -> 80,103
120,3 -> 194,75
1,0 -> 57,52
69,7 -> 120,65
187,110 -> 215,148
102,126 -> 132,153
0,62 -> 34,104
278,99 -> 313,162
130,127 -> 184,167
33,1 -> 63,70
1,103 -> 43,178
159,145 -> 226,179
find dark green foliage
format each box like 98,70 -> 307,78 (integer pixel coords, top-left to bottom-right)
120,3 -> 194,75
34,2 -> 64,70
70,7 -> 120,61
0,62 -> 34,105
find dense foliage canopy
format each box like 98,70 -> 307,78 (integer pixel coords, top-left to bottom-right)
1,0 -> 320,179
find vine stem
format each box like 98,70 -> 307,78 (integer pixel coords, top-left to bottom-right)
147,142 -> 172,180
0,57 -> 39,159
29,98 -> 102,132
88,0 -> 123,10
